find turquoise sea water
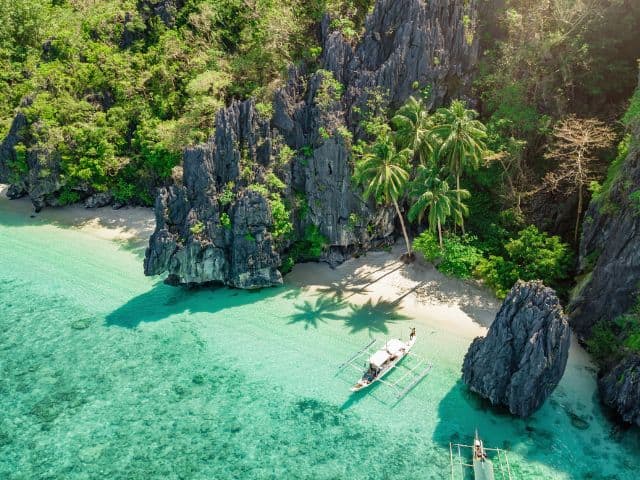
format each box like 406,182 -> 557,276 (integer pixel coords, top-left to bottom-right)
1,208 -> 640,479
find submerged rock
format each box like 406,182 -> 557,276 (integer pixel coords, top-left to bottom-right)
599,354 -> 640,426
144,0 -> 479,288
462,281 -> 571,417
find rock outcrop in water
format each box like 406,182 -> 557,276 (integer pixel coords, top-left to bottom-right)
144,102 -> 283,288
144,0 -> 480,288
599,354 -> 640,426
462,281 -> 571,417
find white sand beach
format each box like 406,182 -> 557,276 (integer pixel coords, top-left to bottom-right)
0,182 -> 598,406
0,184 -> 498,338
0,184 -> 156,243
287,247 -> 500,341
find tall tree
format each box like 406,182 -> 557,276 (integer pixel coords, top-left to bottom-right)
391,95 -> 436,165
354,133 -> 414,256
543,115 -> 616,242
432,100 -> 487,233
407,166 -> 470,247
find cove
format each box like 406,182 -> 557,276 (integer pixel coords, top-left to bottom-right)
1,209 -> 640,479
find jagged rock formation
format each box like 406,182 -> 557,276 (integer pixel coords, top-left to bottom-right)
0,106 -> 62,210
144,102 -> 283,288
568,75 -> 640,425
84,192 -> 114,209
599,354 -> 640,426
569,130 -> 640,338
145,0 -> 480,288
462,281 -> 571,417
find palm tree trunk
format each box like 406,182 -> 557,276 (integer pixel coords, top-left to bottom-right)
392,199 -> 412,255
457,175 -> 465,235
437,219 -> 443,248
574,182 -> 583,243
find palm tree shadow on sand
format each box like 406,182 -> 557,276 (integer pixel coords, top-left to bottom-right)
287,295 -> 347,329
104,281 -> 282,328
342,297 -> 411,335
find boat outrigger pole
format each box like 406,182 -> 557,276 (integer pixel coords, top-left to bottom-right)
337,329 -> 432,399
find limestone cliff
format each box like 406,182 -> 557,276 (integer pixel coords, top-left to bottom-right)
462,281 -> 571,418
569,76 -> 640,425
569,128 -> 640,338
599,354 -> 640,427
144,0 -> 480,288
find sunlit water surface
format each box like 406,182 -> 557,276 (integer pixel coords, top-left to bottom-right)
1,209 -> 639,479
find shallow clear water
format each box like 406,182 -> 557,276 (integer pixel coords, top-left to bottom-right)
1,209 -> 639,479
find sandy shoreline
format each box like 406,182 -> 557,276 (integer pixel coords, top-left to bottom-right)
0,183 -> 498,338
0,183 -> 597,388
287,247 -> 500,340
0,184 -> 156,244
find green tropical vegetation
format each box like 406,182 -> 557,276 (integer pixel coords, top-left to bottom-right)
588,298 -> 640,365
408,166 -> 469,247
1,0 -> 639,299
354,93 -> 574,297
0,0 -> 373,204
353,131 -> 413,256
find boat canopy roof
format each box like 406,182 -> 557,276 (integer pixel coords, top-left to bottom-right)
385,339 -> 405,356
369,349 -> 391,368
368,339 -> 406,368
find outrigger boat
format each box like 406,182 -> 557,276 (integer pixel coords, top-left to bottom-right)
351,336 -> 416,392
449,430 -> 513,480
472,430 -> 495,480
337,329 -> 432,399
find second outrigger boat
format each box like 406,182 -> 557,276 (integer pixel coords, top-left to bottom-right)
472,430 -> 495,480
351,335 -> 416,391
449,430 -> 513,480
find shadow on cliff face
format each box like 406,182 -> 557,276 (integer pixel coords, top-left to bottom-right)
104,282 -> 284,328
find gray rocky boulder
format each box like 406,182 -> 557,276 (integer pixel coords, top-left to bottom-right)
0,105 -> 63,210
84,192 -> 114,209
599,354 -> 640,426
462,281 -> 571,417
144,103 -> 283,289
0,111 -> 27,187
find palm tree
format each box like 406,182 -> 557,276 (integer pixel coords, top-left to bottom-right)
391,95 -> 437,166
407,166 -> 470,248
353,133 -> 414,256
431,100 -> 487,233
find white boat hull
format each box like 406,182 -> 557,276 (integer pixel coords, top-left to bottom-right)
350,337 -> 416,392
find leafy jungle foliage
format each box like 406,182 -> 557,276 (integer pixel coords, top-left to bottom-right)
1,0 -> 638,299
0,0 -> 372,204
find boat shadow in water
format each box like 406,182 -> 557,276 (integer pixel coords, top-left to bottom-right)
104,281 -> 284,328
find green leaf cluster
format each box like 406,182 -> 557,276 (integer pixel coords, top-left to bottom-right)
475,226 -> 573,298
413,231 -> 482,279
